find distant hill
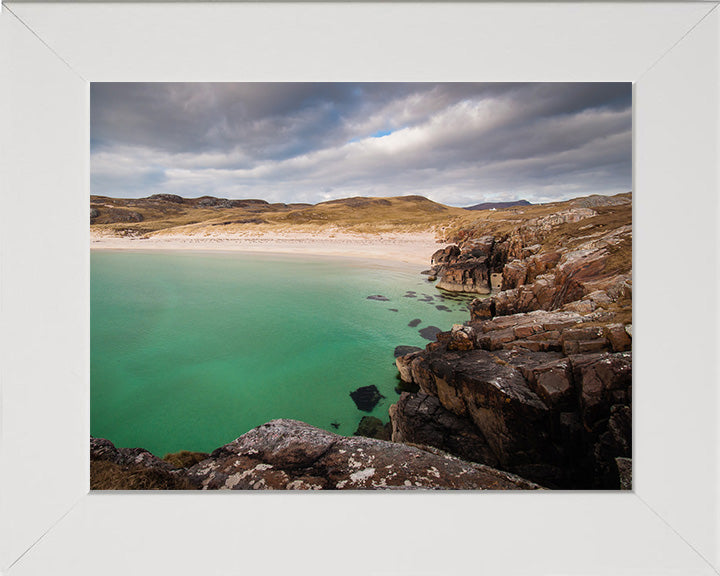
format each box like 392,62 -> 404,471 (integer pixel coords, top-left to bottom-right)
89,194 -> 471,237
465,200 -> 531,211
566,192 -> 632,209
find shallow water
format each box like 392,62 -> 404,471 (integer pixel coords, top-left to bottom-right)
91,250 -> 474,456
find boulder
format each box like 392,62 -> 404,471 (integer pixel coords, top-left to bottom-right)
182,420 -> 544,490
447,324 -> 475,351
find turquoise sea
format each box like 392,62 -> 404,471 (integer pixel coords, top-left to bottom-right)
90,250 -> 473,456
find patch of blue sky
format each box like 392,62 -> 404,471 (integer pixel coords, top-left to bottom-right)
348,128 -> 394,144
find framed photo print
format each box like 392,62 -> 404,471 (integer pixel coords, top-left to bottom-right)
1,2 -> 718,574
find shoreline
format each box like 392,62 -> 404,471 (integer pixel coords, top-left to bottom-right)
90,231 -> 443,267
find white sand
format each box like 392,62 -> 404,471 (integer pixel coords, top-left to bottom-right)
90,231 -> 443,267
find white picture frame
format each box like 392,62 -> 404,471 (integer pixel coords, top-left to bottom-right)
1,2 -> 718,574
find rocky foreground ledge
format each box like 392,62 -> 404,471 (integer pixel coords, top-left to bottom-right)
91,419 -> 542,490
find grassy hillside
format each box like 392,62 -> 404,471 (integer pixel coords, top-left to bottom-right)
90,194 -> 473,237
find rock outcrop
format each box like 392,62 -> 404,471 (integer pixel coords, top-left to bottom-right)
392,322 -> 632,488
389,392 -> 499,466
91,421 -> 543,490
429,195 -> 630,299
471,229 -> 631,319
392,195 -> 632,489
431,236 -> 494,293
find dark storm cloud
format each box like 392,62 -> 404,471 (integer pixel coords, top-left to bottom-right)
90,82 -> 631,205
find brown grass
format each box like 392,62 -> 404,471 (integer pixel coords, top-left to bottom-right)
163,450 -> 210,468
90,460 -> 196,490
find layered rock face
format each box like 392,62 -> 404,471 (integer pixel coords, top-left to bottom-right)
431,236 -> 495,293
472,224 -> 632,319
392,195 -> 632,489
430,196 -> 630,303
393,328 -> 631,488
91,420 -> 542,490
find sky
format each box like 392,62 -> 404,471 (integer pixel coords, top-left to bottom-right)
90,83 -> 631,207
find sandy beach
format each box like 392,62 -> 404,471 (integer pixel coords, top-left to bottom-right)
90,231 -> 443,266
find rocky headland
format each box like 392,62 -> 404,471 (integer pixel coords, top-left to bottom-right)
391,192 -> 632,489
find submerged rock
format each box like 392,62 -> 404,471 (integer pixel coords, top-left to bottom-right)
350,385 -> 385,412
418,326 -> 442,340
354,416 -> 391,440
366,294 -> 389,301
408,318 -> 422,328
